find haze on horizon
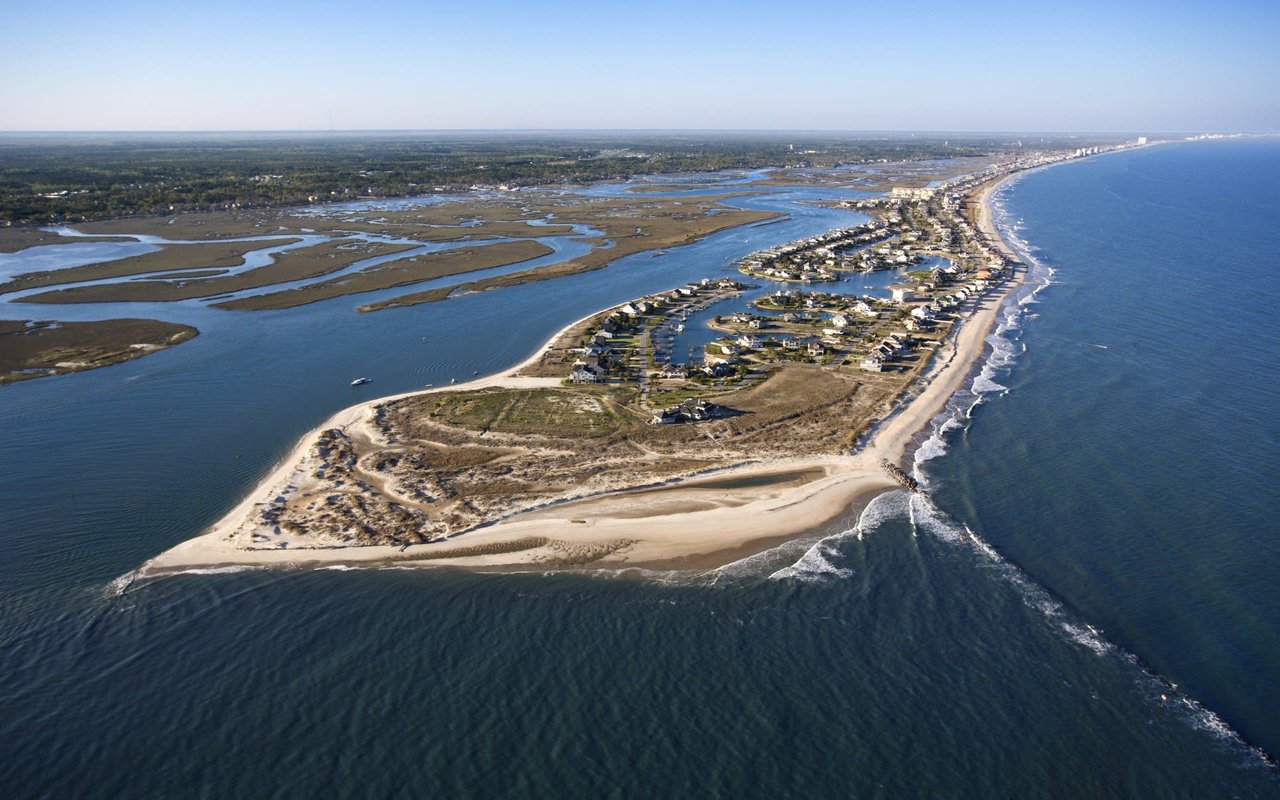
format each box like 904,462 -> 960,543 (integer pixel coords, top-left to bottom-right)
3,0 -> 1277,133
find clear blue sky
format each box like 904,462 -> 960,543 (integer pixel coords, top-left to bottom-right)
3,0 -> 1277,132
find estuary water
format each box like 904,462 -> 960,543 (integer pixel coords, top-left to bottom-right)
2,142 -> 1279,797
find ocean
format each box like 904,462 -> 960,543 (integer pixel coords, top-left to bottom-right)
1,140 -> 1278,797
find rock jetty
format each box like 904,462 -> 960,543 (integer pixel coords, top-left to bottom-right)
881,459 -> 920,492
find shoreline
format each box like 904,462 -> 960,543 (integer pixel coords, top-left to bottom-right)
137,172 -> 1029,579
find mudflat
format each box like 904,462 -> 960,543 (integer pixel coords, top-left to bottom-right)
14,240 -> 417,304
215,240 -> 554,311
361,202 -> 778,311
0,238 -> 301,296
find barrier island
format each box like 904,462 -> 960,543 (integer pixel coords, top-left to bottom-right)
139,145 -> 1129,576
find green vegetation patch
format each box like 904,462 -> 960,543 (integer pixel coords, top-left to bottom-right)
413,388 -> 631,438
0,318 -> 198,384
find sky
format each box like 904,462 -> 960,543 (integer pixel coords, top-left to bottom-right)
2,0 -> 1277,132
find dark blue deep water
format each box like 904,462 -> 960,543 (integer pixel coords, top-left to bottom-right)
2,142 -> 1279,797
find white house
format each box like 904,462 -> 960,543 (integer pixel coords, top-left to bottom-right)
852,301 -> 878,318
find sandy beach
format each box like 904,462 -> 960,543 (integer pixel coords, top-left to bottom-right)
138,175 -> 1025,578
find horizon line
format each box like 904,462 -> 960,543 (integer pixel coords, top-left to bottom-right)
0,127 -> 1262,137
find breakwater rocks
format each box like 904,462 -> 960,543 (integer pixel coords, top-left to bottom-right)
881,459 -> 920,492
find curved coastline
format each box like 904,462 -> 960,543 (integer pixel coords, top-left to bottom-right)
138,173 -> 1029,578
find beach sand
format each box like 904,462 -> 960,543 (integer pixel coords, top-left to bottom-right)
138,175 -> 1024,578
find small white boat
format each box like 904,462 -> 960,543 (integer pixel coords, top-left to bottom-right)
351,377 -> 371,386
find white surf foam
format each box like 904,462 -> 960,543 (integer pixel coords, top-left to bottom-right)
765,491 -> 908,583
908,493 -> 969,545
895,178 -> 1277,769
171,565 -> 265,576
104,570 -> 139,597
768,539 -> 854,582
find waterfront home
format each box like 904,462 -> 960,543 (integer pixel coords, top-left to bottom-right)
782,338 -> 801,351
830,314 -> 851,329
737,335 -> 764,349
658,363 -> 688,380
891,287 -> 915,304
568,367 -> 599,384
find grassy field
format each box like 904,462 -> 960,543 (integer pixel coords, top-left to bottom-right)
404,388 -> 631,438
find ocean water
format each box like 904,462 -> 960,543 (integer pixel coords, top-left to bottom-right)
2,142 -> 1279,797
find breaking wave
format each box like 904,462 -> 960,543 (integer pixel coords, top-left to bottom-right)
767,540 -> 853,582
765,490 -> 906,583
